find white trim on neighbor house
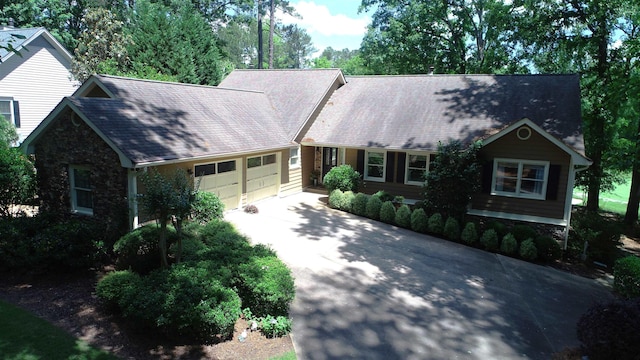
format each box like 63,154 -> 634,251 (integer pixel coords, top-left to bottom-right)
364,150 -> 386,182
73,76 -> 117,98
1,28 -> 73,63
69,165 -> 93,216
491,158 -> 550,200
0,97 -> 15,125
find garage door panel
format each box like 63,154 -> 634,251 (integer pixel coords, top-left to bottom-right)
246,154 -> 279,204
194,159 -> 240,210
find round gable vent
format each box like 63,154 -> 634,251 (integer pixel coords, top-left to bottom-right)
517,126 -> 532,140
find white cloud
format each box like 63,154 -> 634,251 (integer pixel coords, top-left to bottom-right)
280,1 -> 370,37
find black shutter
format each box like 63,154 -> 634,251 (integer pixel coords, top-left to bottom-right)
13,101 -> 20,128
481,161 -> 493,194
397,152 -> 406,183
356,150 -> 365,175
546,164 -> 561,200
386,152 -> 395,182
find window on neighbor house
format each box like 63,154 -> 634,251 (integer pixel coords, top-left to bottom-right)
365,151 -> 385,182
405,153 -> 436,185
70,166 -> 93,215
0,98 -> 19,128
492,159 -> 549,200
289,147 -> 300,168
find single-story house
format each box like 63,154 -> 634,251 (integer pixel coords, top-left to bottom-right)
1,25 -> 77,144
21,70 -> 590,243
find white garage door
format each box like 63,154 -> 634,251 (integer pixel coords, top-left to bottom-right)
246,153 -> 279,204
194,159 -> 241,210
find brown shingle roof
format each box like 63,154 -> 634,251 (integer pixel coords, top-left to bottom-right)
218,69 -> 346,139
304,74 -> 585,155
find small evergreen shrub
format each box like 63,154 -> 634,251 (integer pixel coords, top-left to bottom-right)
428,213 -> 444,234
511,224 -> 538,243
500,233 -> 518,255
519,238 -> 537,260
328,189 -> 346,210
352,193 -> 368,216
372,190 -> 394,202
244,204 -> 259,213
260,315 -> 292,338
380,201 -> 396,224
191,191 -> 224,224
577,298 -> 640,360
114,224 -> 177,274
572,211 -> 622,266
96,270 -> 141,310
480,229 -> 499,251
366,196 -> 383,220
485,220 -> 509,239
461,222 -> 479,245
236,256 -> 295,317
395,205 -> 412,229
613,256 -> 640,299
410,208 -> 428,233
443,217 -> 460,241
323,165 -> 361,193
534,236 -> 562,262
343,191 -> 355,213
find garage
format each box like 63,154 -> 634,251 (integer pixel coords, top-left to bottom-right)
246,153 -> 280,204
194,159 -> 241,210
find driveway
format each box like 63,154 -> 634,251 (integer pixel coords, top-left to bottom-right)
226,192 -> 614,360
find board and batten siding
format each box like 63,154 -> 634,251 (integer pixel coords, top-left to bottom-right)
0,36 -> 77,143
471,125 -> 571,220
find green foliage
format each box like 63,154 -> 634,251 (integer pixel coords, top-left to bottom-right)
519,239 -> 538,261
613,256 -> 640,299
577,298 -> 640,360
423,140 -> 482,220
96,270 -> 141,310
500,233 -> 518,255
461,222 -> 479,245
410,208 -> 429,233
395,204 -> 412,228
260,315 -> 292,338
428,213 -> 444,234
511,224 -> 538,243
0,117 -> 19,145
0,145 -> 37,219
485,220 -> 509,239
329,189 -> 352,211
191,191 -> 224,225
372,190 -> 394,202
380,201 -> 396,224
534,236 -> 562,262
443,217 -> 461,241
237,256 -> 295,317
352,193 -> 369,216
571,211 -> 622,266
366,196 -> 383,220
322,165 -> 361,193
113,224 -> 177,274
480,229 -> 500,251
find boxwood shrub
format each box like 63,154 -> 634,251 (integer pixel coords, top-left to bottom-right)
395,205 -> 412,229
461,222 -> 478,245
323,165 -> 361,193
500,233 -> 518,255
114,224 -> 177,274
410,208 -> 428,233
519,238 -> 538,260
191,191 -> 225,225
613,256 -> 640,299
352,193 -> 368,216
428,213 -> 444,235
380,201 -> 396,224
366,196 -> 383,220
485,220 -> 509,239
329,189 -> 346,210
443,217 -> 460,241
236,256 -> 295,317
511,224 -> 538,243
480,229 -> 499,251
96,270 -> 142,311
534,236 -> 562,262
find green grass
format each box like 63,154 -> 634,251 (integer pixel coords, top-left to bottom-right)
0,299 -> 117,360
269,350 -> 297,360
574,176 -> 631,215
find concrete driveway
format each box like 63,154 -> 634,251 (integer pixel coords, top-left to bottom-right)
226,192 -> 614,360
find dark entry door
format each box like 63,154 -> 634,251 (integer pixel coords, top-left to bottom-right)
322,147 -> 338,179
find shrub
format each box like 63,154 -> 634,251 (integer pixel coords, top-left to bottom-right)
191,191 -> 224,224
395,205 -> 412,229
500,233 -> 518,255
372,190 -> 394,202
352,193 -> 368,216
322,165 -> 361,193
236,256 -> 295,317
366,196 -> 383,220
343,191 -> 355,212
96,270 -> 141,310
511,224 -> 538,243
613,256 -> 640,299
461,222 -> 479,245
428,213 -> 444,235
244,204 -> 259,214
380,201 -> 396,224
480,229 -> 499,251
571,211 -> 622,266
328,189 -> 345,210
534,236 -> 562,262
114,224 -> 177,274
410,208 -> 428,233
443,217 -> 460,241
577,298 -> 640,360
485,220 -> 509,239
260,315 -> 292,338
519,238 -> 537,260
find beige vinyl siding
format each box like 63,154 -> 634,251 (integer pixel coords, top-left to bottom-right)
281,162 -> 303,197
471,126 -> 571,220
0,36 -> 76,143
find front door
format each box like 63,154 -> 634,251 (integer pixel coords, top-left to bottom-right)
322,147 -> 338,181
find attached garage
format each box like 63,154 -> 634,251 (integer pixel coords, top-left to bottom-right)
194,159 -> 241,210
246,153 -> 280,204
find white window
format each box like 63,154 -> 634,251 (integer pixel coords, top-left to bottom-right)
405,153 -> 436,185
194,160 -> 236,177
289,147 -> 300,168
69,166 -> 93,215
0,98 -> 14,125
364,151 -> 386,182
492,159 -> 549,200
248,154 -> 276,168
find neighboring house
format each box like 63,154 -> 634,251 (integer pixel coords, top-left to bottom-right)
0,26 -> 76,143
20,70 -> 590,245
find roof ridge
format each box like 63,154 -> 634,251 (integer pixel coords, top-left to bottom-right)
346,73 -> 579,78
96,74 -> 266,94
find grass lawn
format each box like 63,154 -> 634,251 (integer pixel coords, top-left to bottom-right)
574,176 -> 631,215
0,299 -> 117,360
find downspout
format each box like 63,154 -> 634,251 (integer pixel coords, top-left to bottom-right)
128,169 -> 139,229
563,161 -> 590,249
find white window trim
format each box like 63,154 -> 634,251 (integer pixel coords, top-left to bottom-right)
194,159 -> 238,177
364,150 -> 386,182
405,152 -> 433,186
69,166 -> 94,215
289,146 -> 301,169
0,97 -> 14,124
491,158 -> 549,200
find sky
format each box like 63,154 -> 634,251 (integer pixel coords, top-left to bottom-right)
279,0 -> 373,56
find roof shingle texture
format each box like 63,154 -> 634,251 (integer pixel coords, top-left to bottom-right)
0,27 -> 42,59
75,76 -> 291,165
305,74 -> 585,154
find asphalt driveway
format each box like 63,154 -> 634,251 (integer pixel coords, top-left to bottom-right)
226,192 -> 614,360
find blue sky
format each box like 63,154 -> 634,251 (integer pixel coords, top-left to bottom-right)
279,1 -> 373,56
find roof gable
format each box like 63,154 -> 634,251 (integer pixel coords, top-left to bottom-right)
0,27 -> 72,63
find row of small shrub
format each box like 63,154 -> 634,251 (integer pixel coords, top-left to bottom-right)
613,256 -> 640,299
97,220 -> 295,342
328,190 -> 562,263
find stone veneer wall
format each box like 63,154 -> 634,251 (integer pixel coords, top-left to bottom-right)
34,110 -> 130,236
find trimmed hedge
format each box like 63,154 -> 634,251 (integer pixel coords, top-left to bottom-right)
380,201 -> 396,224
534,236 -> 562,262
461,222 -> 478,245
428,213 -> 444,235
443,217 -> 460,241
236,256 -> 295,317
352,193 -> 368,216
410,208 -> 428,233
329,189 -> 346,210
395,205 -> 412,229
114,224 -> 177,274
613,256 -> 640,299
511,224 -> 538,243
323,165 -> 361,193
500,233 -> 518,255
366,196 -> 383,220
191,191 -> 225,225
480,229 -> 499,251
519,238 -> 537,261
